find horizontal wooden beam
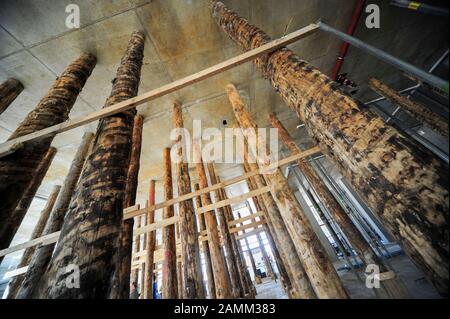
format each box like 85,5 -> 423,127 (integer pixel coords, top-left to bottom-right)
0,24 -> 319,158
229,220 -> 265,234
123,147 -> 321,220
0,147 -> 321,259
235,227 -> 265,241
228,211 -> 264,227
196,186 -> 270,214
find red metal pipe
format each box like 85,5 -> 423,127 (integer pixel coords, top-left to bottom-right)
331,0 -> 366,80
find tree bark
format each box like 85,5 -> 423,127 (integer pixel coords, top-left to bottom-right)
193,142 -> 232,299
207,163 -> 244,298
144,180 -> 157,299
242,159 -> 315,299
172,102 -> 205,299
236,211 -> 259,283
32,32 -> 144,298
369,78 -> 448,137
0,54 -> 96,254
109,115 -> 144,298
243,162 -> 295,298
194,183 -> 216,299
0,146 -> 57,265
7,184 -> 60,299
0,78 -> 24,115
212,1 -> 448,296
269,112 -> 410,298
227,84 -> 348,298
17,132 -> 94,298
161,148 -> 178,299
218,183 -> 256,298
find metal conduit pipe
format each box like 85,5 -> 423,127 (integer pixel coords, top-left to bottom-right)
318,22 -> 450,94
390,0 -> 450,17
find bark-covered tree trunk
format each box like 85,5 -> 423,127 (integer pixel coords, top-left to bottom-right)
172,102 -> 205,299
236,211 -> 259,281
207,163 -> 244,298
144,180 -> 157,299
269,112 -> 410,298
213,1 -> 448,296
227,84 -> 348,298
0,78 -> 24,115
242,159 -> 316,299
32,32 -> 144,298
218,183 -> 256,298
7,185 -> 60,299
17,132 -> 94,299
0,54 -> 96,254
243,162 -> 295,298
369,78 -> 448,137
194,183 -> 217,299
161,148 -> 178,299
109,115 -> 144,299
0,146 -> 57,265
193,142 -> 232,299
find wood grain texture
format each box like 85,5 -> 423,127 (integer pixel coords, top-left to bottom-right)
0,54 -> 96,254
213,1 -> 448,295
227,83 -> 347,298
144,180 -> 157,299
17,132 -> 93,298
33,32 -> 144,298
0,78 -> 24,115
172,102 -> 205,299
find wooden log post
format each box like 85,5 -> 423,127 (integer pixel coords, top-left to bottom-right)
207,163 -> 244,298
244,201 -> 275,280
269,112 -> 410,298
369,78 -> 448,137
236,211 -> 259,284
16,132 -> 94,298
172,102 -> 205,299
0,146 -> 57,265
0,78 -> 24,115
162,148 -> 178,299
144,180 -> 157,299
109,115 -> 144,299
7,185 -> 61,299
32,32 -> 144,298
194,183 -> 216,299
242,157 -> 315,299
227,84 -> 348,298
212,1 -> 449,296
193,142 -> 233,299
131,216 -> 142,285
243,162 -> 295,298
175,220 -> 184,299
217,179 -> 255,298
0,54 -> 96,253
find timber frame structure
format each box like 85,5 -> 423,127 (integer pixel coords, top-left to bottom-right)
0,0 -> 448,300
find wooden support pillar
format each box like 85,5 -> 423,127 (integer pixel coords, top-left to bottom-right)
213,1 -> 449,296
369,78 -> 448,137
33,32 -> 144,298
244,201 -> 275,280
243,162 -> 296,298
236,211 -> 259,284
207,163 -> 244,298
172,102 -> 205,299
227,83 -> 347,298
269,112 -> 410,298
175,219 -> 184,299
194,183 -> 216,299
0,146 -> 57,265
17,132 -> 94,298
162,148 -> 178,299
217,180 -> 256,299
0,54 -> 96,254
131,216 -> 142,285
144,180 -> 157,299
110,115 -> 144,299
0,78 -> 24,115
193,142 -> 232,299
7,185 -> 60,299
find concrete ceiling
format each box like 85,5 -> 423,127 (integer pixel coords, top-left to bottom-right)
0,0 -> 448,275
